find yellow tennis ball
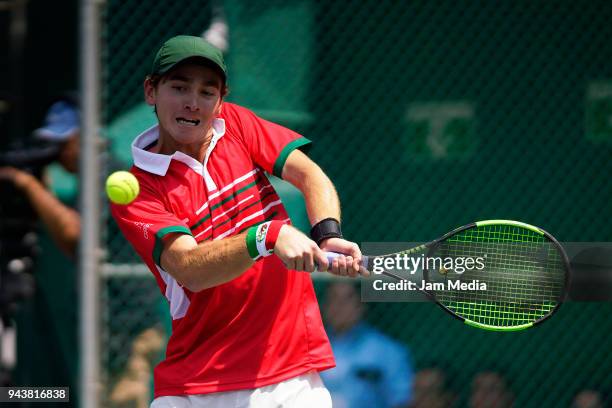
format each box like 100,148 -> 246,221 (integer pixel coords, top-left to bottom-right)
106,171 -> 140,205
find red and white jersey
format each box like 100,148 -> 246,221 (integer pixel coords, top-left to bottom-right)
111,103 -> 334,397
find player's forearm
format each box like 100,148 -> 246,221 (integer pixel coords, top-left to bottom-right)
300,174 -> 341,225
163,233 -> 254,292
19,175 -> 80,257
282,155 -> 341,224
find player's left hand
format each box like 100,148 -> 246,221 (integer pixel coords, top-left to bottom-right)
320,237 -> 369,277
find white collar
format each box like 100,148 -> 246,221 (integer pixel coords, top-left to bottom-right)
131,119 -> 226,177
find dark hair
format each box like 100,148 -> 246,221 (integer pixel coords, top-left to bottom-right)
146,74 -> 162,88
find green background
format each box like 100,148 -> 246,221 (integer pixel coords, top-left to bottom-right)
100,1 -> 612,406
11,0 -> 612,407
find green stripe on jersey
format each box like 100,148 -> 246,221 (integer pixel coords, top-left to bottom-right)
213,191 -> 278,230
153,225 -> 193,266
190,178 -> 262,231
211,179 -> 259,212
273,137 -> 312,178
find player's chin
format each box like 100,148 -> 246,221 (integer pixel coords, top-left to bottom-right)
171,128 -> 206,144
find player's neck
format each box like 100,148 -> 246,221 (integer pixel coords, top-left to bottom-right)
153,127 -> 214,163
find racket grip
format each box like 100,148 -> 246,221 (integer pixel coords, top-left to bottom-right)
314,252 -> 369,273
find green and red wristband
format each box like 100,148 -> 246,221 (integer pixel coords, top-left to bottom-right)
246,221 -> 284,260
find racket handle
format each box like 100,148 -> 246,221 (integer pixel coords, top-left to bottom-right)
314,251 -> 370,273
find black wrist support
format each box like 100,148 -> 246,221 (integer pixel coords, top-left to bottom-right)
310,218 -> 343,245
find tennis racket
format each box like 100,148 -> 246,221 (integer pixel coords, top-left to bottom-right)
325,220 -> 570,332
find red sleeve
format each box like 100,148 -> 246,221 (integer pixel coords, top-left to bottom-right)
221,103 -> 311,178
110,173 -> 192,267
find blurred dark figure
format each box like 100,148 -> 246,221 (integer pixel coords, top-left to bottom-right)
320,281 -> 413,408
0,97 -> 80,318
109,326 -> 166,408
0,98 -> 80,256
410,367 -> 456,408
0,96 -> 81,403
572,389 -> 605,408
469,371 -> 514,408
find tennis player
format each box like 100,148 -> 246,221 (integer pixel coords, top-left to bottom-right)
111,35 -> 367,407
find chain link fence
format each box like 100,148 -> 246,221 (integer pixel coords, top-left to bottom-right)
100,1 -> 612,406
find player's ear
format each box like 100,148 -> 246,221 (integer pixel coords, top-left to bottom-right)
144,77 -> 157,106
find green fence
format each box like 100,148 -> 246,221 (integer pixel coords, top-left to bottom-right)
102,1 -> 612,406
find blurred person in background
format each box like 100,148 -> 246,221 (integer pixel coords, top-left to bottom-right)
0,96 -> 81,404
110,326 -> 166,408
0,96 -> 165,406
409,367 -> 456,408
469,371 -> 515,408
320,281 -> 413,408
0,98 -> 81,256
572,389 -> 605,408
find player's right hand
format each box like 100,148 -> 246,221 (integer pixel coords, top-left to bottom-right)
0,166 -> 34,190
274,225 -> 328,273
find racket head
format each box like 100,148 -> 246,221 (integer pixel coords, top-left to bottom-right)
423,220 -> 570,331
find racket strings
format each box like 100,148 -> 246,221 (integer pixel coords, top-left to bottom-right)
430,224 -> 565,327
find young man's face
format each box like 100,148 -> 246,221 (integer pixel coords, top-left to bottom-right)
145,62 -> 224,145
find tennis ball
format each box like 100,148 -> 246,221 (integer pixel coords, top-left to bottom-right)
106,171 -> 140,205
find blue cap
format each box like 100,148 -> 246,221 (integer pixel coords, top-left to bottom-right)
34,101 -> 80,141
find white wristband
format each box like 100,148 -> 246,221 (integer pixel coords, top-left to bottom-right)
255,222 -> 273,258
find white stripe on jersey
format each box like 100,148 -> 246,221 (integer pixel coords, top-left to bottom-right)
195,168 -> 259,215
214,200 -> 283,240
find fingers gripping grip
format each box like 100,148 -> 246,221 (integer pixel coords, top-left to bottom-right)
314,251 -> 370,273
